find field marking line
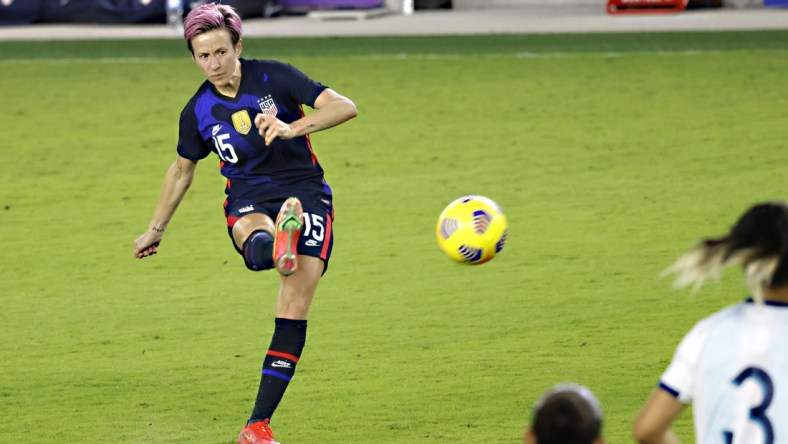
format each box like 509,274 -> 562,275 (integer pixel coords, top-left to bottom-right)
1,49 -> 786,64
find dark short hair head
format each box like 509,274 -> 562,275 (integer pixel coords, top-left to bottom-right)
531,384 -> 603,444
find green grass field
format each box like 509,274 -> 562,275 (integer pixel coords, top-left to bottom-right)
1,31 -> 788,443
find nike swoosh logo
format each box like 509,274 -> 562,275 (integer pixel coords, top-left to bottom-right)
271,360 -> 292,368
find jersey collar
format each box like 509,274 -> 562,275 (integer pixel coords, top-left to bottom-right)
745,297 -> 788,308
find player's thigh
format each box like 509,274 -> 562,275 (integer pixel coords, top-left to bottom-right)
232,213 -> 275,250
276,256 -> 324,318
225,199 -> 278,251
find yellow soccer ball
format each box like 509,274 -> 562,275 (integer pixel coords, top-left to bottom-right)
436,195 -> 508,265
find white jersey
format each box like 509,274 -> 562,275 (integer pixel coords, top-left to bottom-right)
660,298 -> 788,444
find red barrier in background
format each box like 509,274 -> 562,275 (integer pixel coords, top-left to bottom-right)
607,0 -> 688,14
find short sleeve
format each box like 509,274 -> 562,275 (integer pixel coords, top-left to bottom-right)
659,320 -> 710,404
176,99 -> 211,160
281,62 -> 326,108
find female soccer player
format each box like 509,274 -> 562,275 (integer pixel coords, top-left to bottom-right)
633,201 -> 788,444
525,383 -> 604,444
132,3 -> 357,443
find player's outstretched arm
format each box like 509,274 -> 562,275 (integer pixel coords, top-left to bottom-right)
254,88 -> 357,146
133,156 -> 198,259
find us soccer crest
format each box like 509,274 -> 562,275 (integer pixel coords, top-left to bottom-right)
231,110 -> 252,135
257,95 -> 278,116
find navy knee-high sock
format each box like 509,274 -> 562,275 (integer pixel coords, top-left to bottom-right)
248,318 -> 307,424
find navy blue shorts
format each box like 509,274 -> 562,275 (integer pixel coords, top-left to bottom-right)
224,196 -> 335,271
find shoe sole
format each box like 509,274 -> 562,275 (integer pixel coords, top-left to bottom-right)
274,198 -> 304,276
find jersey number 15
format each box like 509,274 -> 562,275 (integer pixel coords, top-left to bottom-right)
213,133 -> 239,163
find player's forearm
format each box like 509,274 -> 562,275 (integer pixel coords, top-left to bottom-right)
633,388 -> 685,444
634,431 -> 680,444
291,97 -> 357,137
147,161 -> 194,234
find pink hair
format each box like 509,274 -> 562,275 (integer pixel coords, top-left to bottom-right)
183,3 -> 243,53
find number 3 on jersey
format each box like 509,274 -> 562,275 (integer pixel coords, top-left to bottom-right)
213,133 -> 239,163
723,366 -> 775,444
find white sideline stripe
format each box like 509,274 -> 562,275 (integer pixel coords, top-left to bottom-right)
0,57 -> 184,64
0,49 -> 783,64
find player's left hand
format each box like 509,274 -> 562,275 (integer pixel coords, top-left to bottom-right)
255,114 -> 293,146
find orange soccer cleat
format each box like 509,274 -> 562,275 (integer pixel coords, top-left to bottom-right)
273,197 -> 304,276
238,419 -> 279,444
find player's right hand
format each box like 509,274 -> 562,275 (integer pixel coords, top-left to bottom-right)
133,232 -> 162,259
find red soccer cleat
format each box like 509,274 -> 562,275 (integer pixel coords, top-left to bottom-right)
273,197 -> 304,276
238,419 -> 279,444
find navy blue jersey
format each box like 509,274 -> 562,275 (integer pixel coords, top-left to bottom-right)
177,58 -> 330,203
